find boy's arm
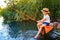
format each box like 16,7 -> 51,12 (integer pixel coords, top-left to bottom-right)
37,18 -> 46,23
37,20 -> 41,22
40,18 -> 46,22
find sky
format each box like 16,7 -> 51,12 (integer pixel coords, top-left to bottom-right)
0,0 -> 7,8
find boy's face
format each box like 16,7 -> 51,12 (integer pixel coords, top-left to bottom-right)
42,10 -> 48,15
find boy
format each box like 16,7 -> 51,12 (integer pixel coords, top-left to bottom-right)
34,8 -> 50,39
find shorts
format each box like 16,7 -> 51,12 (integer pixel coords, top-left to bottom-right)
43,22 -> 50,26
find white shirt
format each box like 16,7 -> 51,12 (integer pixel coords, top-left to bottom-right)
43,14 -> 50,23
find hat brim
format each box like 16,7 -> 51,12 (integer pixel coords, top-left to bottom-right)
41,10 -> 43,12
41,10 -> 50,13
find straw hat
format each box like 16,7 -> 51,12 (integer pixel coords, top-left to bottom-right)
41,8 -> 50,13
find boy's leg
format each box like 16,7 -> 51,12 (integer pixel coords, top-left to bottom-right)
37,22 -> 42,30
34,24 -> 46,38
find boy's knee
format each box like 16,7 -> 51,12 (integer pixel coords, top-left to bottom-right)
37,23 -> 42,26
40,25 -> 45,28
40,26 -> 43,28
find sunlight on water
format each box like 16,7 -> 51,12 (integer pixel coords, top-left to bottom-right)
0,0 -> 7,9
0,16 -> 16,40
0,16 -> 4,30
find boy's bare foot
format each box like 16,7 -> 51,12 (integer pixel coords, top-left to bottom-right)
30,38 -> 37,40
34,35 -> 39,39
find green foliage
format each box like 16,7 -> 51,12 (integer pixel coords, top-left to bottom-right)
0,0 -> 60,23
56,11 -> 60,18
40,0 -> 60,22
1,9 -> 14,23
14,0 -> 43,20
1,0 -> 43,23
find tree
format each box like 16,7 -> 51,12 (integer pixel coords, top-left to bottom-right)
1,0 -> 43,23
0,0 -> 60,23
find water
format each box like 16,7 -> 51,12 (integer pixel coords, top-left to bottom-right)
0,16 -> 38,40
0,24 -> 38,40
0,16 -> 60,40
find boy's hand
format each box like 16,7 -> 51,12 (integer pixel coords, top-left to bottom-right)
37,21 -> 39,22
